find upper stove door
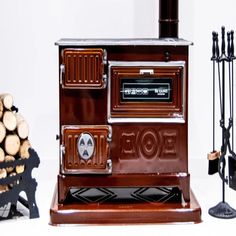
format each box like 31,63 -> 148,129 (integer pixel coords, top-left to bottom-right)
60,48 -> 107,89
108,61 -> 186,123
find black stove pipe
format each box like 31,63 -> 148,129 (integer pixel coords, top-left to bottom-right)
159,0 -> 179,38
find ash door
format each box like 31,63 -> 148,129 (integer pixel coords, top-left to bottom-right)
60,125 -> 112,174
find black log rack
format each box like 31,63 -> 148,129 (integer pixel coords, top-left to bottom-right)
0,148 -> 40,220
208,26 -> 236,219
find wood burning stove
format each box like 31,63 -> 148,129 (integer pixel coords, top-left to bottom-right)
50,0 -> 201,224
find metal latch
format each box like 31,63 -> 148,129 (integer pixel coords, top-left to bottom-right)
59,144 -> 65,168
107,159 -> 112,173
139,69 -> 154,75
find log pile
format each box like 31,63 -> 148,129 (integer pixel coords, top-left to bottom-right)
0,94 -> 31,193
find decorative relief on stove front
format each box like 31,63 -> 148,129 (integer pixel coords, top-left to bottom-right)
117,127 -> 178,161
161,131 -> 177,156
121,133 -> 136,159
138,128 -> 160,160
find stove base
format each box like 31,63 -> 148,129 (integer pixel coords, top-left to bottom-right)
49,185 -> 201,225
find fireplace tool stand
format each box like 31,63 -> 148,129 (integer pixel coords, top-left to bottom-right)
208,27 -> 236,219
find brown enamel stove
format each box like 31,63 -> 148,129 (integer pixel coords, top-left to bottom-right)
50,0 -> 201,225
50,38 -> 201,225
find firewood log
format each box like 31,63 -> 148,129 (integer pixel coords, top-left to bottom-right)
0,100 -> 3,119
0,168 -> 7,179
4,155 -> 15,173
0,121 -> 6,143
0,147 -> 5,163
0,94 -> 13,110
0,184 -> 9,193
19,140 -> 31,159
17,120 -> 29,139
3,111 -> 17,131
16,164 -> 24,174
15,113 -> 29,139
4,134 -> 20,156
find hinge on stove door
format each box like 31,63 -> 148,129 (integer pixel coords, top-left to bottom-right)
103,49 -> 107,65
107,125 -> 112,142
59,64 -> 65,85
102,74 -> 107,88
107,125 -> 112,173
102,49 -> 108,88
107,159 -> 112,174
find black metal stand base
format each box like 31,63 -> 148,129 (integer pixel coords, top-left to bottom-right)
0,204 -> 23,221
209,201 -> 236,219
0,148 -> 40,221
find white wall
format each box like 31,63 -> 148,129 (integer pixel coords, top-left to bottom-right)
0,0 -> 235,160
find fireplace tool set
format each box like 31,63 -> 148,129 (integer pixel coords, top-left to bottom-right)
208,27 -> 236,218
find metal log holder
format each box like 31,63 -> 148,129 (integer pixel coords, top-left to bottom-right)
208,27 -> 236,219
0,148 -> 40,220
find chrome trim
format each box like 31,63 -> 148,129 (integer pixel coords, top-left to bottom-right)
177,172 -> 188,177
56,38 -> 193,46
107,125 -> 112,142
103,74 -> 107,89
103,49 -> 107,65
108,61 -> 186,124
60,168 -> 112,175
61,124 -> 112,131
109,60 -> 185,67
59,64 -> 65,85
108,117 -> 185,124
139,69 -> 154,75
107,159 -> 112,174
59,145 -> 65,173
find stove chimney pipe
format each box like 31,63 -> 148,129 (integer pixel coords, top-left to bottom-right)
159,0 -> 179,38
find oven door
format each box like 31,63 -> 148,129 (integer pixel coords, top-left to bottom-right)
60,125 -> 112,174
108,61 -> 186,123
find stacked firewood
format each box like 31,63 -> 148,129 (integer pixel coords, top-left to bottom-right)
0,94 -> 31,193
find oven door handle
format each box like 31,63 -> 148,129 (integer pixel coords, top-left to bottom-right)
139,69 -> 154,75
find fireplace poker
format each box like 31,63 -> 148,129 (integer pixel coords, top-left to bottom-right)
208,32 -> 220,175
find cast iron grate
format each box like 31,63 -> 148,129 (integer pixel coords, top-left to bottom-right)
68,187 -> 181,204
